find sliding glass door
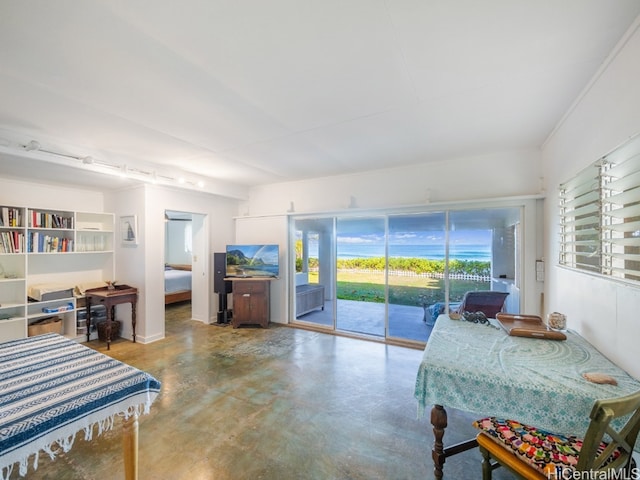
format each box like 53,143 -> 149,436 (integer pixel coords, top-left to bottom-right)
293,218 -> 334,327
335,217 -> 386,337
291,206 -> 522,344
387,213 -> 446,342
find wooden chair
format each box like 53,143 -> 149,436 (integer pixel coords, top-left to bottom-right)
473,390 -> 640,479
456,290 -> 509,319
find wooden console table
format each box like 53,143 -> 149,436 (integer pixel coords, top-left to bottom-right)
85,285 -> 138,349
229,278 -> 271,328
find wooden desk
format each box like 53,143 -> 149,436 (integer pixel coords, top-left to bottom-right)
85,285 -> 138,350
414,314 -> 640,479
0,334 -> 160,479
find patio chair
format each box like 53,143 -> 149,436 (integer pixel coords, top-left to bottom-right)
456,290 -> 508,319
473,389 -> 640,479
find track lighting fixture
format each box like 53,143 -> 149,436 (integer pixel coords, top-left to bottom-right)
12,138 -> 213,195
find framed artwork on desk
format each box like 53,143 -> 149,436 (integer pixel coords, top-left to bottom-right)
120,215 -> 138,246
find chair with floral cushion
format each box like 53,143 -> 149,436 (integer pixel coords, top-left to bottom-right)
472,390 -> 640,479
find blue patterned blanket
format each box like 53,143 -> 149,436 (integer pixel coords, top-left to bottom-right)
0,333 -> 161,478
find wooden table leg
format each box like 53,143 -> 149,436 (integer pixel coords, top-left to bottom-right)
131,301 -> 137,343
122,412 -> 139,480
431,404 -> 447,480
86,297 -> 92,343
106,305 -> 116,350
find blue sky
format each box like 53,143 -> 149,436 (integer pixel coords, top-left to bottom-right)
335,229 -> 491,246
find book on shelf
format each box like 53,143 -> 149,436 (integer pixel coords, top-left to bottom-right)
27,232 -> 73,253
28,210 -> 73,229
0,232 -> 8,253
14,231 -> 23,253
0,231 -> 25,253
1,207 -> 22,227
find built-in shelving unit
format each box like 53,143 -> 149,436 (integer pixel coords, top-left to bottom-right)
0,205 -> 114,343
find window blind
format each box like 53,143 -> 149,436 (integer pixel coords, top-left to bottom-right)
560,134 -> 640,283
559,162 -> 602,273
601,139 -> 640,281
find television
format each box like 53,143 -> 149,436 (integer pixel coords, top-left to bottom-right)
225,244 -> 279,278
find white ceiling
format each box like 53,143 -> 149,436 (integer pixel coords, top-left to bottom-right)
0,1 -> 639,196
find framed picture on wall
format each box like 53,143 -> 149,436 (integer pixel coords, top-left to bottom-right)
120,215 -> 138,246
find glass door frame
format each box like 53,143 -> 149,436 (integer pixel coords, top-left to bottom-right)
289,201 -> 531,343
334,215 -> 388,338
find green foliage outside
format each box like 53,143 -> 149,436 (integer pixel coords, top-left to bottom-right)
305,256 -> 489,276
335,257 -> 490,276
300,254 -> 491,306
333,276 -> 488,306
309,267 -> 490,307
295,239 -> 303,272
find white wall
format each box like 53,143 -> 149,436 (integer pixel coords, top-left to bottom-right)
542,18 -> 640,379
234,216 -> 289,324
165,221 -> 191,265
242,149 -> 542,216
140,184 -> 238,341
0,177 -> 105,212
106,185 -> 146,342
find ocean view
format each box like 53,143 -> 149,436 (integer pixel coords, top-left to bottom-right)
328,244 -> 491,262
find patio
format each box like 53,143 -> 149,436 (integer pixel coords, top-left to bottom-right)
293,299 -> 438,343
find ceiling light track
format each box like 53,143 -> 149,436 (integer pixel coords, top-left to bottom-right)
17,139 -> 208,193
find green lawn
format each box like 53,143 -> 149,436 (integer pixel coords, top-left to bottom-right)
309,271 -> 489,307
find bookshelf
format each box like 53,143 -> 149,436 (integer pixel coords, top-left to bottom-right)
0,205 -> 115,343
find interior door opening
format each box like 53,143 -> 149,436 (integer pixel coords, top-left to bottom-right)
164,210 -> 209,326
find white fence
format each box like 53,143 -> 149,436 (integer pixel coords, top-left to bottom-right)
334,268 -> 490,282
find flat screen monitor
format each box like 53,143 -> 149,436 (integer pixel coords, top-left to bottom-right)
225,244 -> 279,278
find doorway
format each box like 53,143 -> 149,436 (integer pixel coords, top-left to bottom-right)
335,216 -> 386,337
164,210 -> 209,324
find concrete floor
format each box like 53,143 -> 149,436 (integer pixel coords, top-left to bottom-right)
10,303 -> 516,479
294,299 -> 436,343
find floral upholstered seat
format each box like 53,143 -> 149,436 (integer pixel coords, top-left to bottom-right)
472,390 -> 640,480
473,417 -> 621,477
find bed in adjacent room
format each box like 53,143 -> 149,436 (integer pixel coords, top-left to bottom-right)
164,264 -> 192,304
